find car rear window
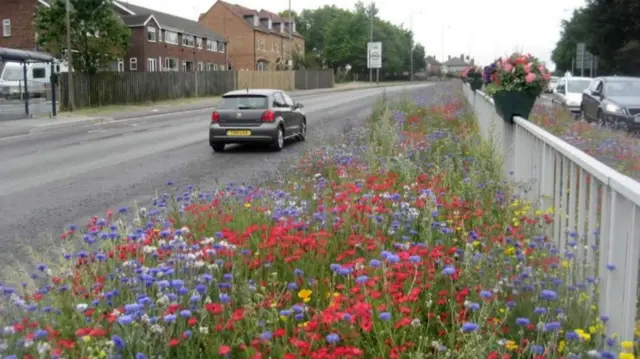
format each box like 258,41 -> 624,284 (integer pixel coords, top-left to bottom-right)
218,95 -> 268,110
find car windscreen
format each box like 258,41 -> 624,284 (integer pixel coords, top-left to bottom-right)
606,80 -> 640,97
567,79 -> 591,93
218,95 -> 269,110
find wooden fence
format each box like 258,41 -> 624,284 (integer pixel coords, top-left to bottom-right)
295,69 -> 334,90
59,69 -> 334,110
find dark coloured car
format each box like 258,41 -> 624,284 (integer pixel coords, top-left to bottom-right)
580,76 -> 640,131
209,89 -> 307,152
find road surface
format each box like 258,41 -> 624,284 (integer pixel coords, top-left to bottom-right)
0,83 -> 433,274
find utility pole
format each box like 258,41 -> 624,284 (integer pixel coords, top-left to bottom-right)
409,14 -> 413,82
65,0 -> 74,111
288,0 -> 294,91
369,1 -> 373,84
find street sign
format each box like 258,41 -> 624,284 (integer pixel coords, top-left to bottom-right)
575,43 -> 594,70
367,42 -> 382,69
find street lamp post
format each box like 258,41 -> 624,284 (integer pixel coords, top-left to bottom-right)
408,11 -> 422,82
65,0 -> 74,111
288,0 -> 294,90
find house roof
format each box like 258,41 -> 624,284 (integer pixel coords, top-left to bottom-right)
443,56 -> 469,66
113,1 -> 225,42
216,1 -> 303,39
425,56 -> 441,66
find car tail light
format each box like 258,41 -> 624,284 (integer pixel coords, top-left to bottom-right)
261,110 -> 275,122
211,111 -> 220,123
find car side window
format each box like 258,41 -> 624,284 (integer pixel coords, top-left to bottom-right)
282,93 -> 295,107
595,81 -> 604,94
589,80 -> 600,93
273,93 -> 286,107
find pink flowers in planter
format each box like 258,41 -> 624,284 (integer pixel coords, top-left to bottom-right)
486,53 -> 552,97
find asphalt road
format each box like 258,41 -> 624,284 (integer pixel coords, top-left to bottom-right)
0,83 -> 432,274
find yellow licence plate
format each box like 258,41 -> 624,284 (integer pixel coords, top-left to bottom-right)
226,130 -> 251,136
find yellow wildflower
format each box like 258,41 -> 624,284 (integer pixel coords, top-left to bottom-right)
619,353 -> 634,359
557,340 -> 565,353
298,289 -> 312,303
244,203 -> 251,208
621,340 -> 634,350
505,341 -> 518,351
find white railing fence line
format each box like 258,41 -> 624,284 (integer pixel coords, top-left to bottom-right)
463,83 -> 640,345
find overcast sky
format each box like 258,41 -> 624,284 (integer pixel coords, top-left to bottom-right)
119,0 -> 587,70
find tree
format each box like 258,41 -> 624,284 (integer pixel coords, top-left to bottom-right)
550,9 -> 589,73
35,0 -> 130,74
412,44 -> 426,72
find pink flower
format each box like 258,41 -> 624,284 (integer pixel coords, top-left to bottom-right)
543,72 -> 551,81
503,63 -> 513,73
524,63 -> 532,73
525,73 -> 536,83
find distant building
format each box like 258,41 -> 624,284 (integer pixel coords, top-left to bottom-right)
442,54 -> 473,74
425,55 -> 441,74
198,0 -> 305,71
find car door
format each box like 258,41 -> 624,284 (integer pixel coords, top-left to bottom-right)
582,79 -> 601,120
280,92 -> 300,136
272,92 -> 291,130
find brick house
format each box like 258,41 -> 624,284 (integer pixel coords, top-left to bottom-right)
198,1 -> 305,71
442,54 -> 474,74
0,0 -> 50,51
112,1 -> 227,72
425,56 -> 442,74
0,0 -> 227,72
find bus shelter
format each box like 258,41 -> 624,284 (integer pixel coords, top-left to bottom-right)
0,47 -> 57,118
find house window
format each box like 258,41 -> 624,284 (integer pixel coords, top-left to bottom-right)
273,42 -> 279,52
268,18 -> 272,29
198,62 -> 203,71
164,58 -> 178,71
196,37 -> 203,49
129,58 -> 138,71
117,59 -> 124,72
182,35 -> 195,47
147,26 -> 156,42
253,15 -> 259,27
257,40 -> 264,51
207,40 -> 217,52
207,63 -> 214,71
219,42 -> 225,53
32,68 -> 46,79
2,19 -> 10,37
147,58 -> 157,72
257,62 -> 265,71
164,30 -> 178,44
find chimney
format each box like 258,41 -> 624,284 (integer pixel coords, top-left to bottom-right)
448,55 -> 451,60
460,53 -> 464,60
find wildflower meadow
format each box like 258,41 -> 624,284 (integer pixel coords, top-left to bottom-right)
0,82 -> 631,359
530,103 -> 640,181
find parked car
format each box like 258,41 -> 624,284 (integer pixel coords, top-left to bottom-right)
209,89 -> 307,152
580,76 -> 640,130
546,76 -> 559,93
0,60 -> 67,99
552,76 -> 592,114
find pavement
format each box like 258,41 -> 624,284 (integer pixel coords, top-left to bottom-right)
0,82 -> 433,273
0,82 -> 413,140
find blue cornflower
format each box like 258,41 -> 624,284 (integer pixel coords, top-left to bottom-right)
326,333 -> 340,344
117,315 -> 134,325
379,312 -> 391,321
442,265 -> 456,276
260,331 -> 273,341
540,290 -> 557,300
461,322 -> 479,332
515,317 -> 530,326
112,335 -> 125,351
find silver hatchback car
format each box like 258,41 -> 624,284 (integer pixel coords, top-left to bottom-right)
209,89 -> 307,152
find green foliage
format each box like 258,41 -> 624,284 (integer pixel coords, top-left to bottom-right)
283,2 -> 424,77
35,0 -> 130,74
551,0 -> 640,75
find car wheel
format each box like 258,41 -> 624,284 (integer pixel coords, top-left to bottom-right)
298,119 -> 307,141
211,143 -> 225,152
271,126 -> 284,151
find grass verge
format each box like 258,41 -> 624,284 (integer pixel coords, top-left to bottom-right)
0,84 -> 615,358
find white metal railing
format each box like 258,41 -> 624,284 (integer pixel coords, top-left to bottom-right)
463,83 -> 640,345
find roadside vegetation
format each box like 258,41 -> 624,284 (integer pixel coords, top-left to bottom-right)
0,83 -> 615,358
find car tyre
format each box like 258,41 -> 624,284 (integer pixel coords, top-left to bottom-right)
271,126 -> 284,151
211,143 -> 225,152
298,119 -> 307,141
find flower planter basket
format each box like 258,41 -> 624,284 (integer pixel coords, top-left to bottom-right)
493,91 -> 537,123
469,78 -> 483,91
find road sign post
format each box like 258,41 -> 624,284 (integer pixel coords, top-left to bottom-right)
576,43 -> 595,77
367,42 -> 382,84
